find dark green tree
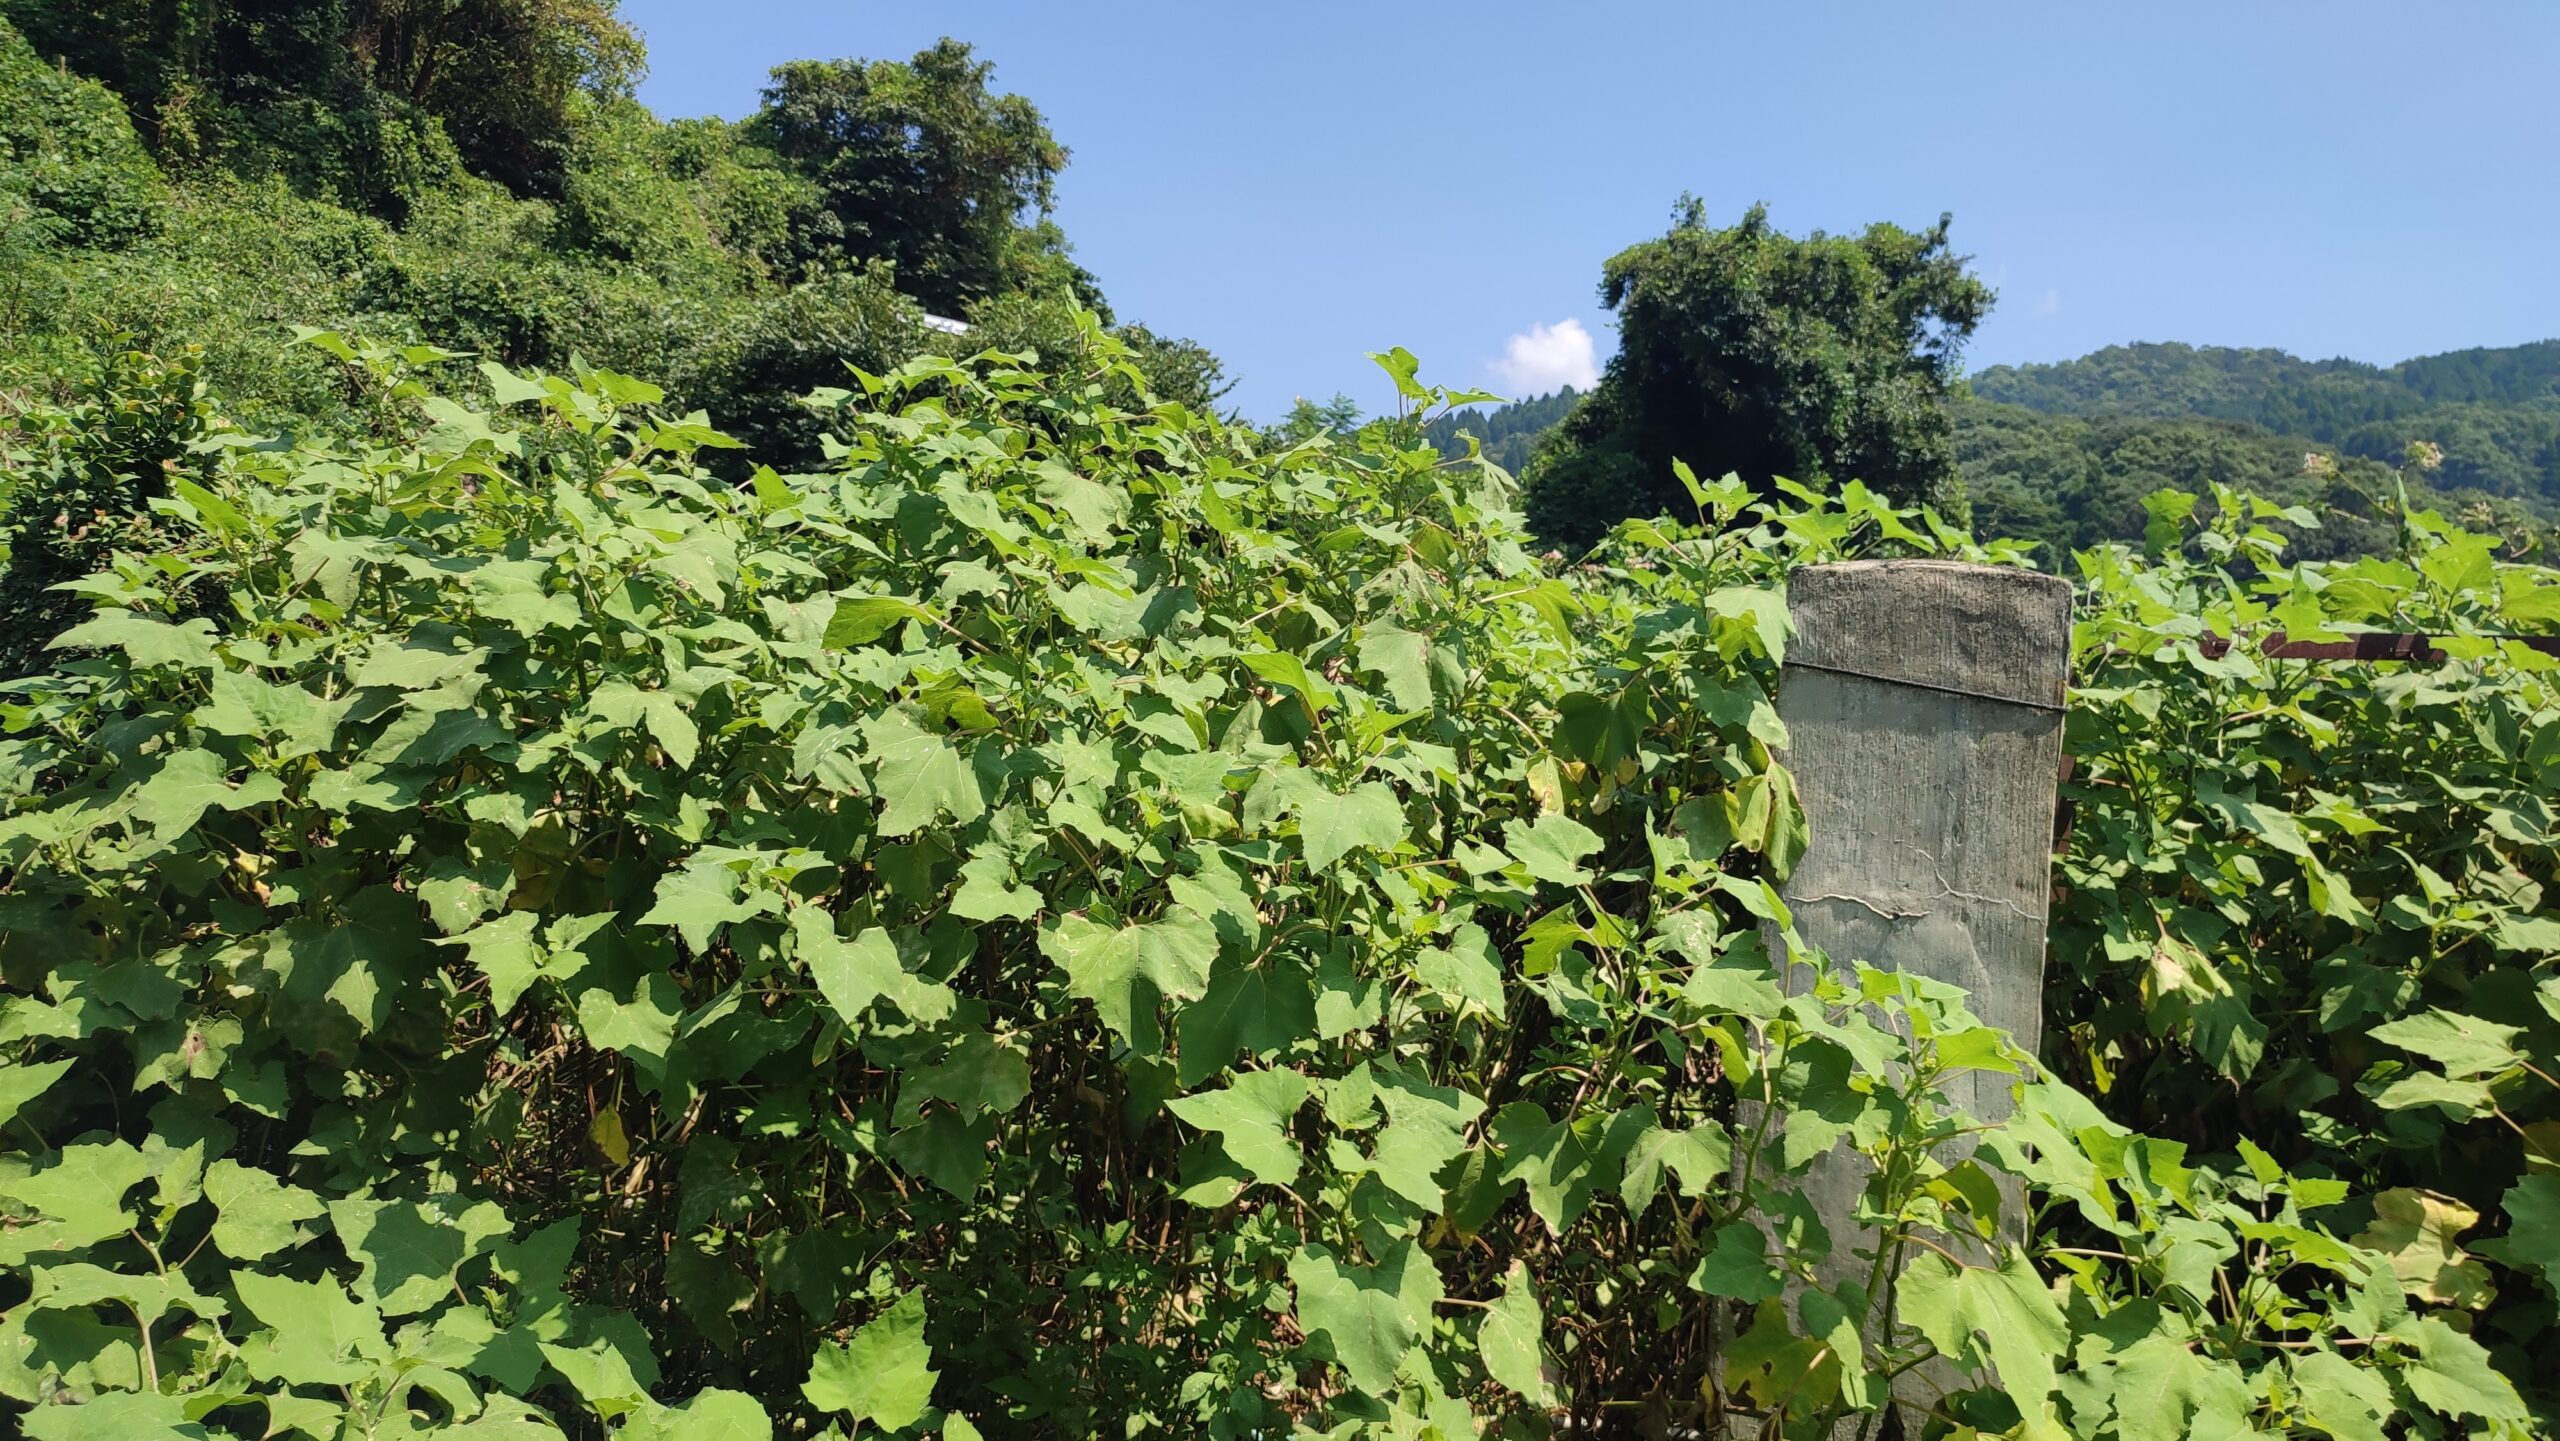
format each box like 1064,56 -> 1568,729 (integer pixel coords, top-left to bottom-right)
0,0 -> 640,209
751,39 -> 1064,315
1521,199 -> 1993,548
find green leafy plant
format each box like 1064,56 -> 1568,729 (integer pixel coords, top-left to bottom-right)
0,332 -> 2531,1439
2056,478 -> 2560,1426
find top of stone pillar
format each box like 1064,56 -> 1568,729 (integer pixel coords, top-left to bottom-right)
1785,559 -> 2073,712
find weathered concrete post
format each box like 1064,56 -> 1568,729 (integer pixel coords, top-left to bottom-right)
1767,558 -> 2072,1424
1778,559 -> 2072,1137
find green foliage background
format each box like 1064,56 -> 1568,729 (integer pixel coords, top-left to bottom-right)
0,332 -> 2549,1439
0,9 -> 1227,467
0,5 -> 2557,1438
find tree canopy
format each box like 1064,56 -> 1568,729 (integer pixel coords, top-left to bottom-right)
751,40 -> 1067,316
1520,199 -> 1992,548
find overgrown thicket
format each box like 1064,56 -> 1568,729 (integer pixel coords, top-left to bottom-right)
0,331 -> 2548,1438
2055,482 -> 2560,1409
0,10 -> 1226,464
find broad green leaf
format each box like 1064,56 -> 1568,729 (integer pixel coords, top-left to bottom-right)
862,707 -> 985,836
1478,1262 -> 1554,1407
332,1194 -> 511,1316
1690,1223 -> 1782,1302
2289,1349 -> 2390,1441
26,1262 -> 223,1327
796,911 -> 956,1028
1619,1121 -> 1730,1217
1358,1068 -> 1482,1211
883,1109 -> 997,1197
1412,923 -> 1506,1020
1165,1070 -> 1311,1185
49,612 -> 220,671
22,1387 -> 203,1440
127,748 -> 285,841
1355,627 -> 1433,712
232,1272 -> 388,1386
480,359 -> 552,405
1894,1251 -> 2066,1410
0,1058 -> 72,1126
1503,812 -> 1603,887
2395,1315 -> 2529,1423
1,1140 -> 152,1261
541,1336 -> 652,1419
901,1032 -> 1033,1116
1174,958 -> 1316,1086
2094,1332 -> 2255,1441
1039,908 -> 1217,1051
804,1289 -> 936,1431
623,1390 -> 772,1441
202,1159 -> 327,1261
1492,1102 -> 1652,1234
642,859 -> 780,955
825,593 -> 936,647
2476,1174 -> 2560,1291
440,911 -> 546,1016
1295,781 -> 1403,872
2351,1189 -> 2493,1309
2366,1008 -> 2524,1078
1288,1241 -> 1442,1395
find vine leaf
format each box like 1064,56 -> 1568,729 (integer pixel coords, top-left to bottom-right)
1477,1261 -> 1555,1406
0,1058 -> 72,1127
624,1389 -> 772,1441
1039,909 -> 1216,1052
232,1272 -> 388,1386
1296,782 -> 1403,873
1288,1241 -> 1442,1394
863,706 -> 985,836
804,1289 -> 937,1431
2395,1316 -> 2530,1425
1165,1070 -> 1311,1185
2351,1189 -> 2495,1309
1894,1252 -> 2066,1412
202,1160 -> 326,1261
2477,1174 -> 2560,1290
1503,812 -> 1603,887
797,911 -> 956,1027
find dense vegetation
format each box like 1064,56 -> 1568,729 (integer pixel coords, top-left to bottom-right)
2055,482 -> 2560,1411
1438,347 -> 2560,565
0,4 -> 1224,462
0,332 -> 2551,1440
2,6 -> 2558,1438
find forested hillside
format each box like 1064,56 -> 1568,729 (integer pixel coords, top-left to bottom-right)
0,1 -> 1224,464
1421,386 -> 1581,476
1972,340 -> 2560,505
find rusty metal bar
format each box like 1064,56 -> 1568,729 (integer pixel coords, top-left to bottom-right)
2193,630 -> 2560,663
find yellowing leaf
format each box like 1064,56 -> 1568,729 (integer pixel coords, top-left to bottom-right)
2354,1189 -> 2495,1309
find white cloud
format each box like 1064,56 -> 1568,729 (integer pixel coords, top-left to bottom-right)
1490,318 -> 1601,396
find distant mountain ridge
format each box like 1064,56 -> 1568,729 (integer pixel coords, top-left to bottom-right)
1967,341 -> 2560,502
1970,339 -> 2560,427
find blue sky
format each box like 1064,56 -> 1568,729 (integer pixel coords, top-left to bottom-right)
618,2 -> 2560,423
